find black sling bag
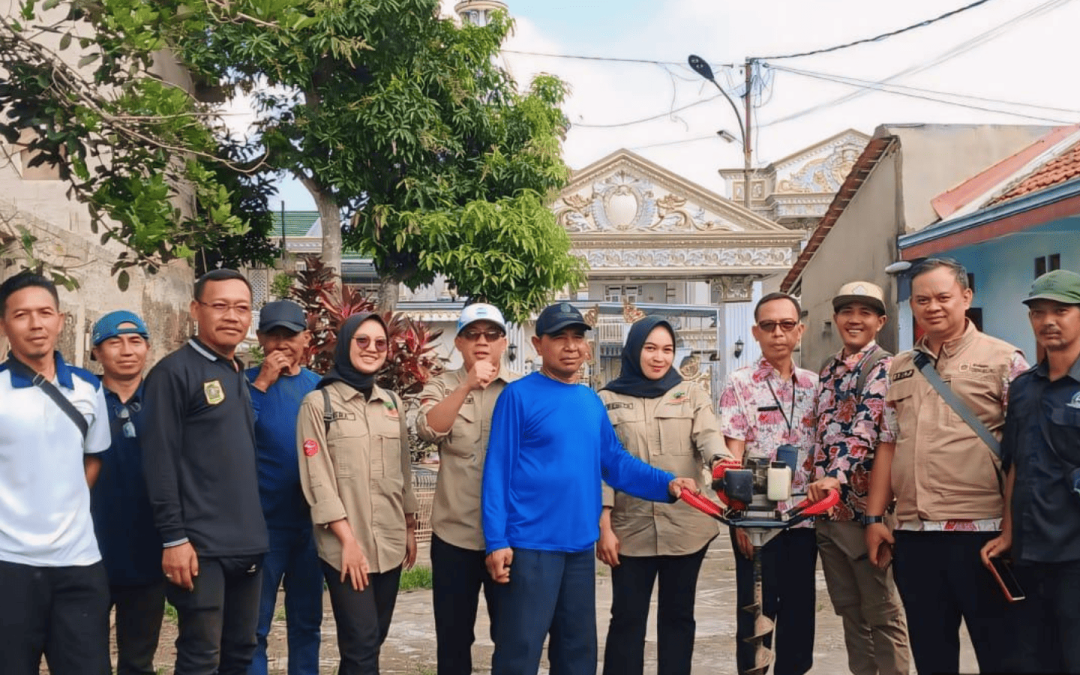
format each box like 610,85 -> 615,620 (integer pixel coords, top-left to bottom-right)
7,358 -> 89,439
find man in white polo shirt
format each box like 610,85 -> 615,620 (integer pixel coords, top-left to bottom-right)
0,272 -> 112,675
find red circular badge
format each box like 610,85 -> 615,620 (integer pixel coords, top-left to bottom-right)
303,439 -> 319,457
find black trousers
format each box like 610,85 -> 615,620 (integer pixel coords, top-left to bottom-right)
1002,559 -> 1080,674
0,559 -> 111,675
892,531 -> 1025,674
111,580 -> 167,675
166,555 -> 263,675
602,545 -> 709,675
323,561 -> 402,675
732,527 -> 818,675
430,534 -> 500,675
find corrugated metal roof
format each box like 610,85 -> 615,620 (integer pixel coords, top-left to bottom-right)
269,211 -> 320,238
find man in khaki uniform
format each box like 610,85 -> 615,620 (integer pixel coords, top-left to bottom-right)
806,282 -> 909,675
864,258 -> 1028,674
416,303 -> 519,675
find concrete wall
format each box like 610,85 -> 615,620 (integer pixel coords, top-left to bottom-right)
799,149 -> 902,370
886,124 -> 1056,233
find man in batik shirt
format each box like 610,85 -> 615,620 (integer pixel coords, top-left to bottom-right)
806,282 -> 909,675
718,292 -> 819,675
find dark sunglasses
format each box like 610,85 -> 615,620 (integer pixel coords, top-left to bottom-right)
354,336 -> 389,352
757,319 -> 800,333
113,401 -> 141,438
460,329 -> 505,342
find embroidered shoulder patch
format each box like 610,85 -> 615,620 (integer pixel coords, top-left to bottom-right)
383,399 -> 399,418
303,439 -> 319,457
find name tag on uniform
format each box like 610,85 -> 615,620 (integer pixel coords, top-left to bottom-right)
606,402 -> 633,411
892,369 -> 914,382
204,380 -> 225,405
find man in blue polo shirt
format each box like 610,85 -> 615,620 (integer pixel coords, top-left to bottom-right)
89,310 -> 164,675
0,272 -> 112,675
246,300 -> 323,675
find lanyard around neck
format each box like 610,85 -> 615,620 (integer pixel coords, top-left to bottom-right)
766,374 -> 798,433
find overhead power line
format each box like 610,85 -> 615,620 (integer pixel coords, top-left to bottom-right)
768,64 -> 1077,124
502,49 -> 734,69
571,93 -> 727,129
757,0 -> 996,61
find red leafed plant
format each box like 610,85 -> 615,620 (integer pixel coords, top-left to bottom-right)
289,255 -> 443,398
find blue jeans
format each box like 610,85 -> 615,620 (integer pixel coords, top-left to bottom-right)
249,528 -> 323,675
491,548 -> 597,675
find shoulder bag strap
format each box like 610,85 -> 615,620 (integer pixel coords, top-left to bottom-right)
855,346 -> 892,400
321,387 -> 334,436
7,358 -> 89,439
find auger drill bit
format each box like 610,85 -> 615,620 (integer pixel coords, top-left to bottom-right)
741,549 -> 774,675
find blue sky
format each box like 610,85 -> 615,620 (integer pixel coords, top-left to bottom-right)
268,0 -> 1080,211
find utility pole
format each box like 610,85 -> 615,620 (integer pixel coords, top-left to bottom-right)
743,58 -> 754,211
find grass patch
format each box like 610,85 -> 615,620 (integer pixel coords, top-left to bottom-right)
399,565 -> 433,592
164,601 -> 178,624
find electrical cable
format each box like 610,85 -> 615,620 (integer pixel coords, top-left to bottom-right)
756,0 -> 996,61
570,92 -> 725,129
502,49 -> 735,69
770,65 -> 1076,124
757,0 -> 1072,128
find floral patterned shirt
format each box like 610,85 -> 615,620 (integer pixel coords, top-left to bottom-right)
806,342 -> 893,522
885,349 -> 1029,532
718,356 -> 818,524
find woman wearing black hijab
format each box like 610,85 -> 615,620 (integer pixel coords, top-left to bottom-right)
297,313 -> 418,674
597,316 -> 733,675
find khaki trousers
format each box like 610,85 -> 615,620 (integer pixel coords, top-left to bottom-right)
816,519 -> 911,675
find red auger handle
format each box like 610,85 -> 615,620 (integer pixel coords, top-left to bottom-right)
679,490 -> 725,518
788,489 -> 840,517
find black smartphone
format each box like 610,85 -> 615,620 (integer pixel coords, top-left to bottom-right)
988,557 -> 1025,602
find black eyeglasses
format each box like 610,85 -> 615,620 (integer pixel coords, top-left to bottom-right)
113,401 -> 141,438
757,319 -> 800,333
460,329 -> 505,342
354,336 -> 389,352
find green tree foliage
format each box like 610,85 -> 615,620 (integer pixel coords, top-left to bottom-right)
0,0 -> 279,284
178,0 -> 586,320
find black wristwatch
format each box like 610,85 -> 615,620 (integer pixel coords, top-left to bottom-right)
861,514 -> 885,526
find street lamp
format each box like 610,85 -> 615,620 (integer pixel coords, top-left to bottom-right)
688,54 -> 752,210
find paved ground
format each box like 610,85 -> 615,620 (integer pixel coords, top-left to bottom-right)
139,535 -> 980,674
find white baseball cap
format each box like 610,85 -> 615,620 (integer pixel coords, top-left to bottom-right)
457,303 -> 507,335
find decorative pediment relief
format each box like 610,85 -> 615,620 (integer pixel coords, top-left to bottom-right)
774,130 -> 869,195
555,150 -> 786,235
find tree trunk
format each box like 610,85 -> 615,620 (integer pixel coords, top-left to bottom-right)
302,182 -> 342,303
376,275 -> 399,315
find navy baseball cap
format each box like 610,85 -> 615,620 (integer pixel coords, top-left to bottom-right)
258,300 -> 307,333
535,302 -> 590,336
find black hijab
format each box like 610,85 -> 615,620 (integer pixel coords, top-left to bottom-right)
602,316 -> 683,399
318,312 -> 387,395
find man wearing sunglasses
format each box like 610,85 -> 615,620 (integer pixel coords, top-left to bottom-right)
416,302 -> 519,675
717,291 -> 820,675
88,311 -> 165,675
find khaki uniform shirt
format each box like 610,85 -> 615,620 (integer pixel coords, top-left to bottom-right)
884,322 -> 1026,524
297,382 -> 419,573
416,366 -> 520,551
600,383 -> 729,556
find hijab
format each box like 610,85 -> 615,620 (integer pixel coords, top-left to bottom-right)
318,312 -> 387,395
602,316 -> 683,399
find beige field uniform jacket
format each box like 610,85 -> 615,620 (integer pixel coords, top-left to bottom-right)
600,382 -> 730,556
297,381 -> 419,573
416,366 -> 520,551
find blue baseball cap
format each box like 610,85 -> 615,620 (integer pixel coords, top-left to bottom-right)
92,310 -> 149,346
258,300 -> 307,333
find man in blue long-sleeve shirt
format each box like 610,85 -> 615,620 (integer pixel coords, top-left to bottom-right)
482,302 -> 698,675
245,301 -> 322,675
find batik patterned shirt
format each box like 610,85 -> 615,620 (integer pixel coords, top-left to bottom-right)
807,342 -> 893,522
718,356 -> 818,523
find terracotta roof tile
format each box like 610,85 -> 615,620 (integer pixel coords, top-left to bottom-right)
989,140 -> 1080,205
